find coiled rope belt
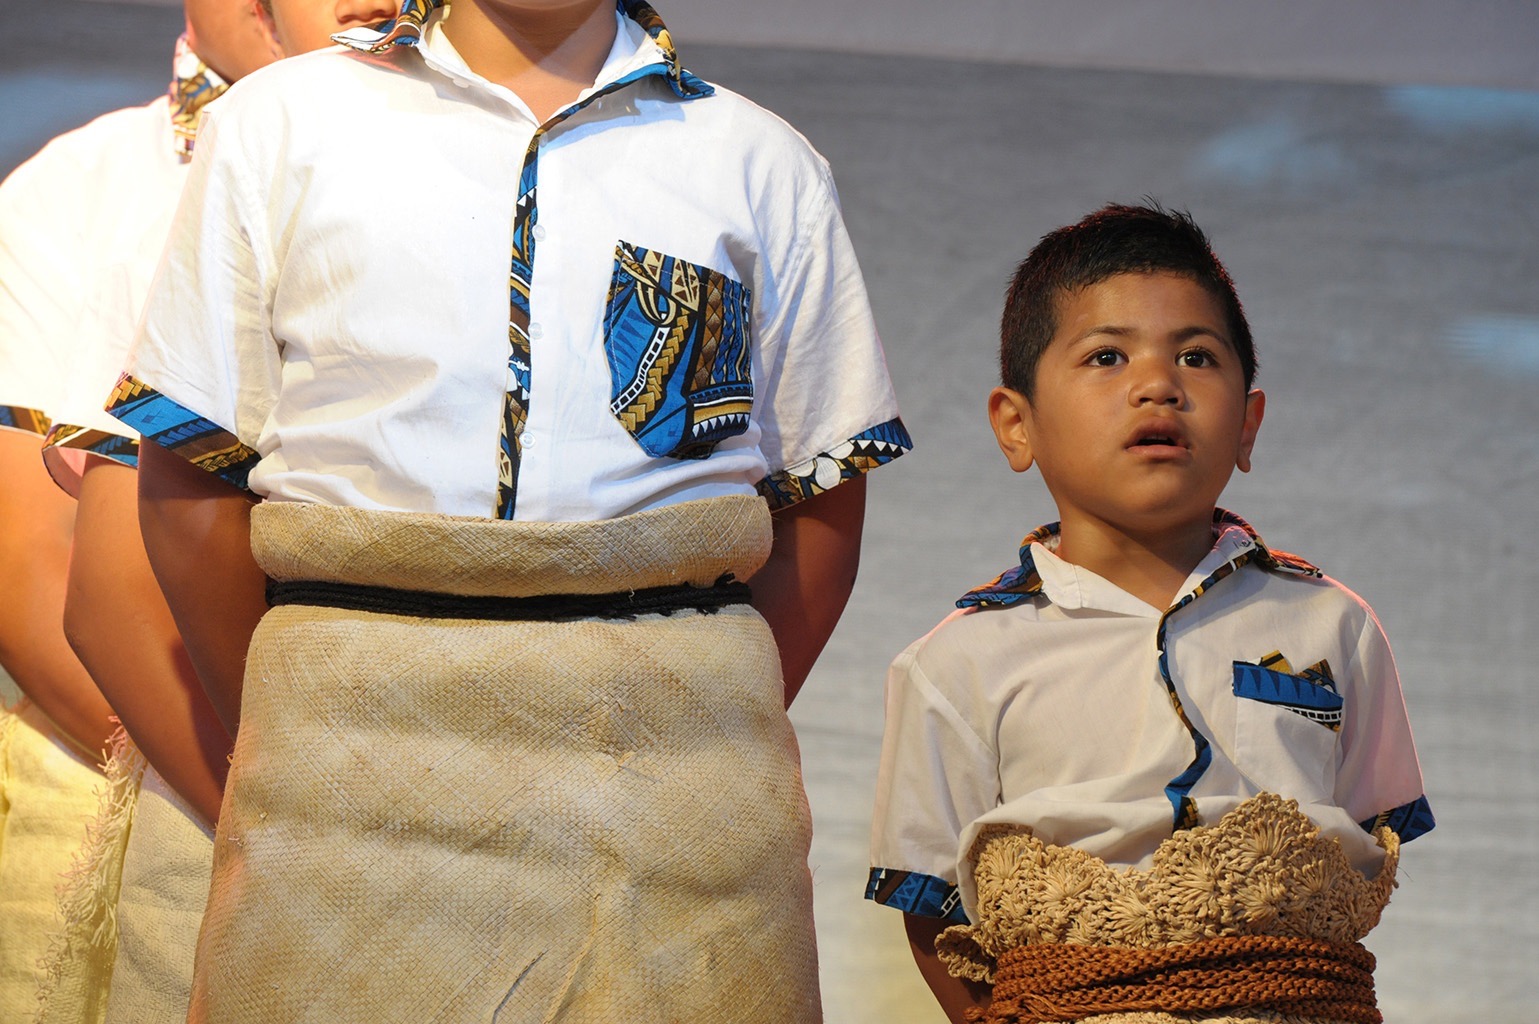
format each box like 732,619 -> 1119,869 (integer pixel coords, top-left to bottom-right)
980,934 -> 1380,1024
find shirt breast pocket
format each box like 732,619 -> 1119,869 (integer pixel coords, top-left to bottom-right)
1230,659 -> 1341,802
603,240 -> 753,460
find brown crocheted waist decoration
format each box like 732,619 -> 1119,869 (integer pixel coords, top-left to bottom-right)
978,934 -> 1379,1024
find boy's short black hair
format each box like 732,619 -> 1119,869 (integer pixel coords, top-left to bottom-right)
1000,202 -> 1255,397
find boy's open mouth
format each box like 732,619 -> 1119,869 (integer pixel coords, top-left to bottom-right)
1127,422 -> 1189,450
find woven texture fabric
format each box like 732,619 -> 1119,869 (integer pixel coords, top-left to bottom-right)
191,494 -> 822,1023
939,793 -> 1400,1024
35,729 -> 145,1024
0,701 -> 103,1022
103,764 -> 214,1024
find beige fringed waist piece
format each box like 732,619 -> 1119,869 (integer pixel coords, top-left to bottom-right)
191,495 -> 821,1024
939,793 -> 1400,1024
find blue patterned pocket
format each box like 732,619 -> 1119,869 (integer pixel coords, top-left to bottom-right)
1231,660 -> 1343,730
604,241 -> 753,460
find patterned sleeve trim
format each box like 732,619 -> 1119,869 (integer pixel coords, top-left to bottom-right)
756,417 -> 913,510
865,867 -> 969,923
41,423 -> 140,470
1358,793 -> 1435,844
105,374 -> 259,492
0,405 -> 51,436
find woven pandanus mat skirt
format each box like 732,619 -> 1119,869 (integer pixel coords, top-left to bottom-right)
104,765 -> 214,1023
189,495 -> 821,1023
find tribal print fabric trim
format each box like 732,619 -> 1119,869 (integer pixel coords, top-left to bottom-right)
105,374 -> 259,491
169,35 -> 229,160
0,405 -> 49,436
865,867 -> 969,923
1359,794 -> 1434,843
1233,652 -> 1343,731
332,0 -> 443,52
41,423 -> 140,470
606,242 -> 753,461
756,418 -> 913,510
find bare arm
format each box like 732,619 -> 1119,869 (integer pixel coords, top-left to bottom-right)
747,476 -> 865,707
137,440 -> 267,736
905,913 -> 992,1023
0,430 -> 115,759
65,458 -> 232,825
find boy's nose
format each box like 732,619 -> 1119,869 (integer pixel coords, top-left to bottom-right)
1130,363 -> 1184,406
334,0 -> 400,27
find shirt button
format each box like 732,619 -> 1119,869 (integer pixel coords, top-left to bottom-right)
532,224 -> 547,241
521,433 -> 536,449
529,322 -> 544,340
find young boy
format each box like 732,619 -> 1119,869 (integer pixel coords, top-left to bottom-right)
116,1 -> 910,1020
867,204 -> 1431,1023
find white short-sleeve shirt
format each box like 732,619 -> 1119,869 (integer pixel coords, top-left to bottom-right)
0,96 -> 184,469
115,5 -> 910,519
867,511 -> 1433,924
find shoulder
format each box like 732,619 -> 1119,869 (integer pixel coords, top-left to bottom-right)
1,97 -> 171,202
208,46 -> 419,139
897,602 -> 1046,698
673,79 -> 837,188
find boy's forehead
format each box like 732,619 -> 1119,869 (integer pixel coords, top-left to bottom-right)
1050,271 -> 1233,345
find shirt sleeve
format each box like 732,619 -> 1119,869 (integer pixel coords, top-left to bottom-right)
107,105 -> 275,493
1336,601 -> 1435,843
0,135 -> 87,435
867,637 -> 998,923
751,170 -> 912,509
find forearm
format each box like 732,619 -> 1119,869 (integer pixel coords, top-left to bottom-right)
66,459 -> 232,824
905,914 -> 992,1023
137,440 -> 268,735
0,431 -> 115,758
748,475 -> 865,707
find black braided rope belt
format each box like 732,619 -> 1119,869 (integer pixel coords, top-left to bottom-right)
265,573 -> 752,622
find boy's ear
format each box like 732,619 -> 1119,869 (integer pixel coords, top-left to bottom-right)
1236,388 -> 1266,473
987,386 -> 1036,474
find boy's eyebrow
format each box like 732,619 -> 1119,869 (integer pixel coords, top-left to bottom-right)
1073,324 -> 1233,346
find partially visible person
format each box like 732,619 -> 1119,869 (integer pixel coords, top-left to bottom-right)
9,3 -> 366,1021
867,203 -> 1432,1024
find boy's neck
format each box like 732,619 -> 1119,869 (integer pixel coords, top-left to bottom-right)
1052,512 -> 1217,611
442,0 -> 618,122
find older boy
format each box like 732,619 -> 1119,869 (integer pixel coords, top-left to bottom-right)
867,204 -> 1431,1023
118,1 -> 909,1020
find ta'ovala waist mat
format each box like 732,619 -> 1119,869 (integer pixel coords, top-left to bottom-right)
190,495 -> 821,1023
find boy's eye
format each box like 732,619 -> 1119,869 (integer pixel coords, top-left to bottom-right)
1178,349 -> 1216,368
1088,349 -> 1124,367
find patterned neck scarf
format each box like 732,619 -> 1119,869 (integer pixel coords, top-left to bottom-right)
169,34 -> 231,161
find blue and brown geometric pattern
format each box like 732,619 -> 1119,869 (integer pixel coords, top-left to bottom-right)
865,867 -> 969,923
756,418 -> 913,509
169,35 -> 229,161
105,374 -> 259,492
0,405 -> 50,436
331,0 -> 443,52
606,242 -> 753,460
1359,794 -> 1435,844
1233,652 -> 1343,730
41,423 -> 139,470
957,522 -> 1059,609
487,4 -> 712,518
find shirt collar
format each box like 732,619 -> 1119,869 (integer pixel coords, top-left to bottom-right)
956,508 -> 1320,611
169,34 -> 231,161
333,0 -> 710,101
